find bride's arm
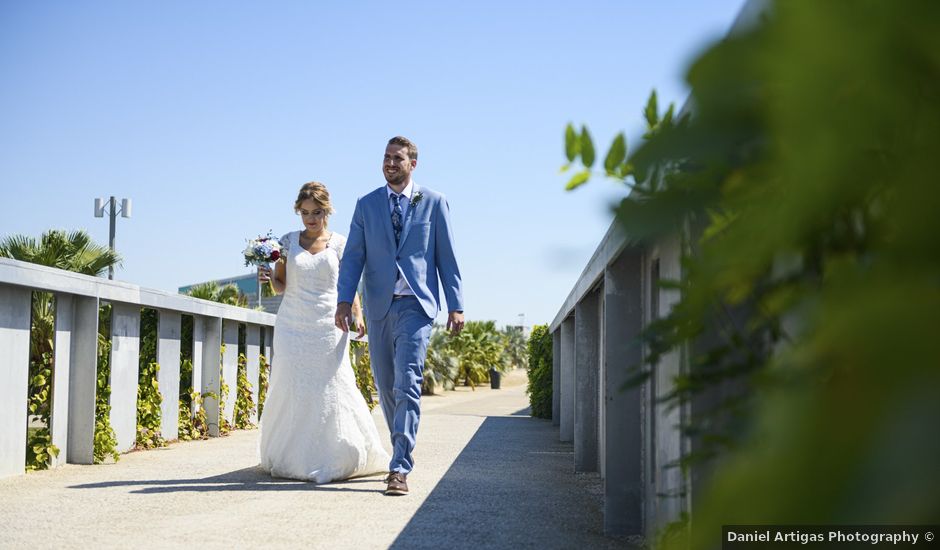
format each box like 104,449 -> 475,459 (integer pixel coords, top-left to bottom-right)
351,293 -> 364,332
259,260 -> 287,295
272,260 -> 287,294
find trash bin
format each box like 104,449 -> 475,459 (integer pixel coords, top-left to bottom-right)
489,367 -> 501,389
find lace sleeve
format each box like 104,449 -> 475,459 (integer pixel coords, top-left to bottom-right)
332,232 -> 347,261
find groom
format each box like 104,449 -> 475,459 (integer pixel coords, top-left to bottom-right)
335,135 -> 464,496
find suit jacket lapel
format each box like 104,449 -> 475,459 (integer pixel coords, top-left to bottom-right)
376,186 -> 397,250
396,184 -> 420,253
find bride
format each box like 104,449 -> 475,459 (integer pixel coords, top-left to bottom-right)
257,181 -> 390,483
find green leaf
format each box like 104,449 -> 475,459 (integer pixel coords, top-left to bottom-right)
559,163 -> 571,174
565,170 -> 591,191
616,162 -> 635,180
662,103 -> 675,127
580,126 -> 595,168
604,133 -> 627,175
644,90 -> 659,128
564,123 -> 579,162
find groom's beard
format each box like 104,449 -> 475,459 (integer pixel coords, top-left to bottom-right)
384,172 -> 408,187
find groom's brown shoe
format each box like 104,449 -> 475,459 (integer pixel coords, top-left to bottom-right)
385,472 -> 408,496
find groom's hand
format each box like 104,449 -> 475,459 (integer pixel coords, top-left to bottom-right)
447,311 -> 465,335
334,302 -> 353,332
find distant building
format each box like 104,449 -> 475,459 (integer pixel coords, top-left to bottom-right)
178,273 -> 282,313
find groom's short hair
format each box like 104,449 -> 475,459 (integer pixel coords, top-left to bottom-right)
388,136 -> 418,161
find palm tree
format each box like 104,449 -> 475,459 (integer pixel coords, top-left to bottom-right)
452,321 -> 507,388
0,229 -> 121,470
423,328 -> 459,395
185,281 -> 248,307
0,229 -> 121,275
500,326 -> 529,371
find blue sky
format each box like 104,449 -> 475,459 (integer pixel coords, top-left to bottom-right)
1,0 -> 744,327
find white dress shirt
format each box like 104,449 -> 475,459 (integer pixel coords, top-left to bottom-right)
386,181 -> 416,296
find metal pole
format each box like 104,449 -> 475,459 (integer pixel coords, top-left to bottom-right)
108,195 -> 116,280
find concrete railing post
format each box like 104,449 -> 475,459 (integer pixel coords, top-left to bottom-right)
109,303 -> 141,452
246,324 -> 261,425
221,320 -> 239,425
575,290 -> 600,472
50,294 -> 74,467
200,316 -> 222,436
0,285 -> 31,478
264,326 -> 273,361
67,296 -> 99,465
552,331 -> 561,427
560,317 -> 575,443
157,310 -> 182,441
190,316 -> 203,417
602,250 -> 644,535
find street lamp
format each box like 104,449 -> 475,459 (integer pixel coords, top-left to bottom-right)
94,196 -> 132,280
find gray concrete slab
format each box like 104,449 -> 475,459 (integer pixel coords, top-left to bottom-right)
0,370 -> 631,549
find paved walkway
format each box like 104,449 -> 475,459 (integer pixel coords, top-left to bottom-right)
0,371 -> 627,549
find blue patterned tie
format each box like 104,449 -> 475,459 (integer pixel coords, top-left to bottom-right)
390,193 -> 403,245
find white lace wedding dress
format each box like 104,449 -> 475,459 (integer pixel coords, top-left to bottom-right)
259,230 -> 390,483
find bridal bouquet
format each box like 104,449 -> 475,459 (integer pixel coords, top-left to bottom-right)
243,232 -> 283,267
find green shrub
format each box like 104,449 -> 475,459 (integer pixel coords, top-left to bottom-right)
234,352 -> 256,429
136,308 -> 166,449
26,292 -> 58,470
526,325 -> 552,419
350,340 -> 377,410
94,304 -> 120,463
136,360 -> 166,449
257,354 -> 271,417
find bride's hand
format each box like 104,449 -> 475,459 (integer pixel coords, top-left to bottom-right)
257,265 -> 272,282
352,314 -> 366,339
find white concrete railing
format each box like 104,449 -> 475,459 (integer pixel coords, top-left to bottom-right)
0,257 -> 274,479
549,219 -> 686,538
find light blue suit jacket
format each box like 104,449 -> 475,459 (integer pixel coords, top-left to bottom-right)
337,184 -> 464,321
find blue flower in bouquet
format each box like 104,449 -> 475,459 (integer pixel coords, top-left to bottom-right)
243,232 -> 283,267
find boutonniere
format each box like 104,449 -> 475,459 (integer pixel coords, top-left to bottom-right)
410,192 -> 424,207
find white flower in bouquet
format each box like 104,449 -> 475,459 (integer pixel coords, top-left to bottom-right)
243,232 -> 283,267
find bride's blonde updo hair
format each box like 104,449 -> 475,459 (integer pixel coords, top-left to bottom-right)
294,181 -> 334,216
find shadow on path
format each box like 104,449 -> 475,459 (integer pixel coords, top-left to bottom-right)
390,413 -> 628,550
68,466 -> 386,494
